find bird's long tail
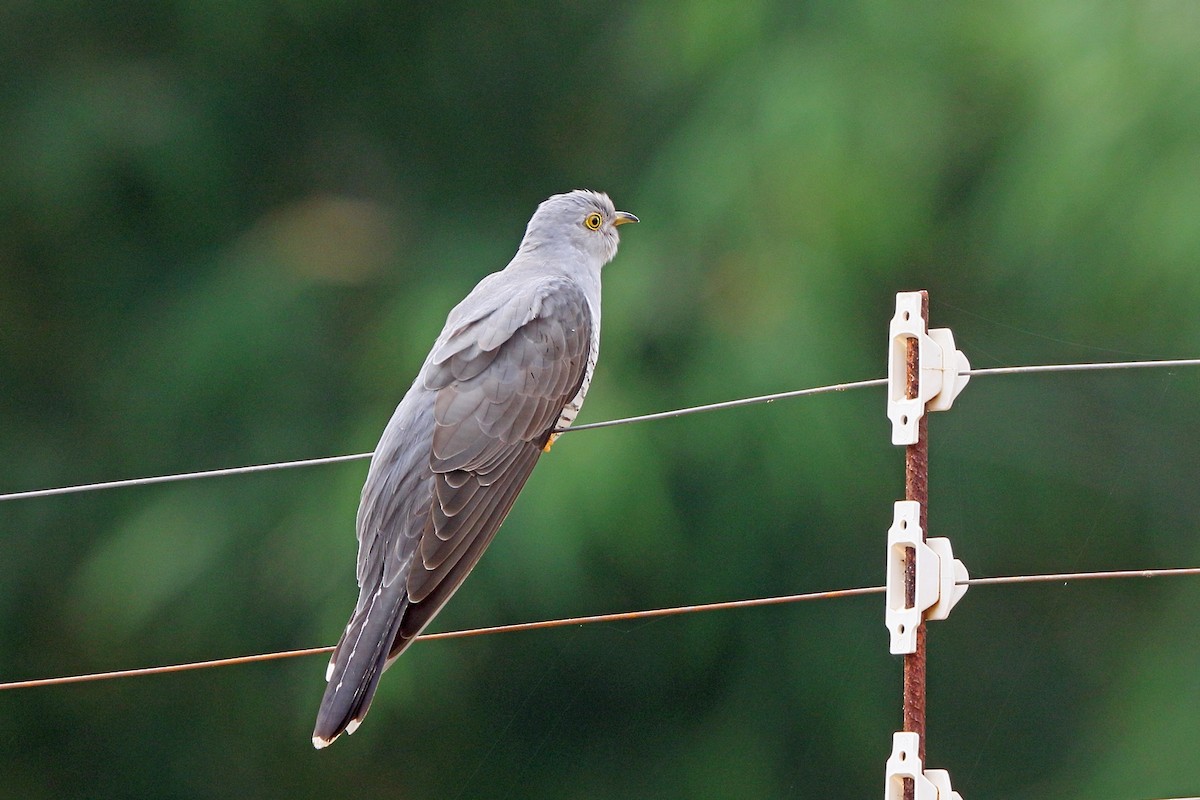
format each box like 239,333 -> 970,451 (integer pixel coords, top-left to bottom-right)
312,582 -> 407,749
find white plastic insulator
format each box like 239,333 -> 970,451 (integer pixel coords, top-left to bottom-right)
884,733 -> 963,800
886,502 -> 937,654
927,769 -> 964,800
887,292 -> 972,445
884,733 -> 937,800
885,502 -> 969,654
926,538 -> 969,621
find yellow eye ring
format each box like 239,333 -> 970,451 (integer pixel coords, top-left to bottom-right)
584,213 -> 603,231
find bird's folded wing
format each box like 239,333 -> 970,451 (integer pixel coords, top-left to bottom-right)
398,276 -> 592,625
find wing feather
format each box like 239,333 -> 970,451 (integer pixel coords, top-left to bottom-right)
406,444 -> 540,606
405,274 -> 593,627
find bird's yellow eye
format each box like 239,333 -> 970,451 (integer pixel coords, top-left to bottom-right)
584,212 -> 603,231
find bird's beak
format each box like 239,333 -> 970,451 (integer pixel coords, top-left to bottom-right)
613,211 -> 638,226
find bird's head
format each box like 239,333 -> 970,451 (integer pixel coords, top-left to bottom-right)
520,189 -> 637,265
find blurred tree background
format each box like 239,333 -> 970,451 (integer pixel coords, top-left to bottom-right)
2,2 -> 1199,798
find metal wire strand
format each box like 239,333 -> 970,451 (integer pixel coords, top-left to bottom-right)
963,358 -> 1200,377
1,566 -> 1195,692
0,453 -> 372,502
2,356 -> 1197,503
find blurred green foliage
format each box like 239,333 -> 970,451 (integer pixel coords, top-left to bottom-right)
3,2 -> 1200,798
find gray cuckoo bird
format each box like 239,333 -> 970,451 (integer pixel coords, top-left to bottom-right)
312,190 -> 636,748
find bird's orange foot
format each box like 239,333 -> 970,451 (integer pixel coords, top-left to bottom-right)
542,433 -> 559,453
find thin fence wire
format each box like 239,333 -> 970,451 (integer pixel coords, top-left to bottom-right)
565,376 -> 888,432
963,358 -> 1200,377
0,453 -> 373,502
2,357 -> 1198,504
2,566 -> 1196,692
